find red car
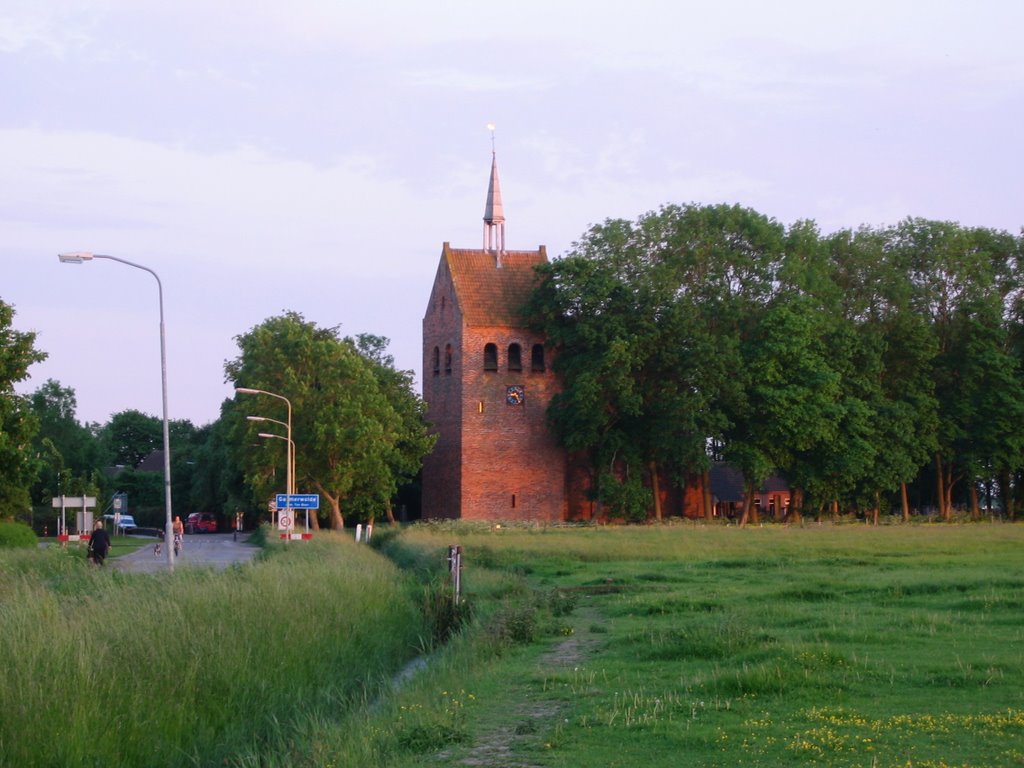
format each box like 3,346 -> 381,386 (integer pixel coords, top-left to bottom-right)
185,512 -> 218,534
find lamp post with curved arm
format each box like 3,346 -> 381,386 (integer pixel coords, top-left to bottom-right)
235,388 -> 293,495
256,432 -> 302,531
247,415 -> 295,498
58,252 -> 175,570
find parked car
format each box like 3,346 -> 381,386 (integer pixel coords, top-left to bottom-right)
186,512 -> 217,534
102,513 -> 137,532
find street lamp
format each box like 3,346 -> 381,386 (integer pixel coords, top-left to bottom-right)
236,388 -> 294,528
58,252 -> 175,570
247,415 -> 295,496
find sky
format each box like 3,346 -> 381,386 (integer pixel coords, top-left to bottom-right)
4,0 -> 1023,427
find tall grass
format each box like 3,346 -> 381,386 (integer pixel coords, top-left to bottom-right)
0,533 -> 426,767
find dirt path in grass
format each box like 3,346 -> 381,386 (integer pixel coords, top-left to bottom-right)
451,602 -> 604,768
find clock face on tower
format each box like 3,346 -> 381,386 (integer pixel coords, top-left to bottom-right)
506,385 -> 525,406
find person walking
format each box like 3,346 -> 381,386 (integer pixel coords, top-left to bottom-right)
88,520 -> 112,565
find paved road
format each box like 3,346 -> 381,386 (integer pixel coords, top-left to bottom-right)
112,532 -> 260,573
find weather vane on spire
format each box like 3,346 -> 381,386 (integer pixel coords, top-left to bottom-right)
487,122 -> 496,153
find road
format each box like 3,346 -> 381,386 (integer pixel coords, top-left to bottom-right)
112,532 -> 260,573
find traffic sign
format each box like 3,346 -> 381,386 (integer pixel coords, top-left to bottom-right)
275,493 -> 320,509
278,514 -> 293,531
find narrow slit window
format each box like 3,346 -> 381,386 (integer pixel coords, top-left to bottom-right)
432,346 -> 440,376
444,344 -> 453,375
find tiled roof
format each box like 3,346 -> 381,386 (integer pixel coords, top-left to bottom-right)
445,244 -> 547,327
710,462 -> 789,501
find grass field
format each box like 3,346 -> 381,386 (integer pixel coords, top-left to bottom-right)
2,522 -> 1022,767
368,522 -> 1024,768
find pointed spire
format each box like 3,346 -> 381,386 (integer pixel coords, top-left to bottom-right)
483,123 -> 506,260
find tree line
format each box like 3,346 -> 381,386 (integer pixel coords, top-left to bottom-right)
526,204 -> 1024,523
4,203 -> 1023,529
0,304 -> 432,531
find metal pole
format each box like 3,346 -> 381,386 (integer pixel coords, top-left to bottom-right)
236,387 -> 294,531
58,253 -> 175,570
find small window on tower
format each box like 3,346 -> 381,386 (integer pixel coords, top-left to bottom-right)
444,344 -> 453,375
531,344 -> 546,372
508,343 -> 522,371
484,343 -> 498,372
432,346 -> 440,376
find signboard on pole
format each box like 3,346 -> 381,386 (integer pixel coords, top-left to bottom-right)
275,493 -> 320,509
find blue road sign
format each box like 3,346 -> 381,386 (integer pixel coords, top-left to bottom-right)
276,493 -> 320,509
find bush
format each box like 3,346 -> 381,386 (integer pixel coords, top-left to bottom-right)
0,521 -> 37,548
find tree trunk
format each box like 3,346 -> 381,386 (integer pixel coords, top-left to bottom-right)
998,470 -> 1014,521
703,469 -> 714,522
738,483 -> 756,527
386,504 -> 396,525
831,499 -> 839,522
969,483 -> 980,521
944,466 -> 957,522
790,488 -> 803,523
935,453 -> 947,520
900,482 -> 910,523
316,483 -> 344,530
649,461 -> 662,521
871,491 -> 880,526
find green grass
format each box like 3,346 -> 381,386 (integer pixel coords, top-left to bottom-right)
4,522 -> 1023,766
0,532 -> 427,768
367,523 -> 1024,768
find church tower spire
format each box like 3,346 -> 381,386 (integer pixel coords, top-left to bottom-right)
483,123 -> 506,261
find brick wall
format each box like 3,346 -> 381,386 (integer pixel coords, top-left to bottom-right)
458,325 -> 565,521
422,257 -> 462,519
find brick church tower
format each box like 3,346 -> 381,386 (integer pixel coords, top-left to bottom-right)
421,147 -> 567,521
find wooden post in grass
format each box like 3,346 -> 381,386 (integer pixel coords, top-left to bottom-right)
447,545 -> 463,605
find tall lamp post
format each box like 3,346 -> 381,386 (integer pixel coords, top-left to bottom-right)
235,388 -> 294,527
58,252 -> 175,570
247,416 -> 295,497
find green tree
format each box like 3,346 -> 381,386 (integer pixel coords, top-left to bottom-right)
28,379 -> 104,503
894,219 -> 1022,519
527,204 -> 782,520
0,299 -> 47,519
225,312 -> 432,530
99,409 -> 163,468
349,333 -> 435,523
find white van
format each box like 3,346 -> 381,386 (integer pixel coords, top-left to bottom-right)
102,514 -> 137,532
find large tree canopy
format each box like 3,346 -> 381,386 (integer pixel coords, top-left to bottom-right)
224,312 -> 433,530
527,205 -> 1024,522
0,299 -> 47,518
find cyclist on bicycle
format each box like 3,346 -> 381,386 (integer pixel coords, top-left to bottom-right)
172,515 -> 185,555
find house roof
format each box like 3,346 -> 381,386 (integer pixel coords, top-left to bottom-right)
136,450 -> 165,472
444,243 -> 548,327
710,462 -> 790,502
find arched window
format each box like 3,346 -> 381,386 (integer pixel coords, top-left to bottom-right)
507,343 -> 522,371
531,344 -> 545,372
444,344 -> 452,375
483,343 -> 498,372
432,346 -> 440,376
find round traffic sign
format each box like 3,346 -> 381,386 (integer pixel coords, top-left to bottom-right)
279,515 -> 293,530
